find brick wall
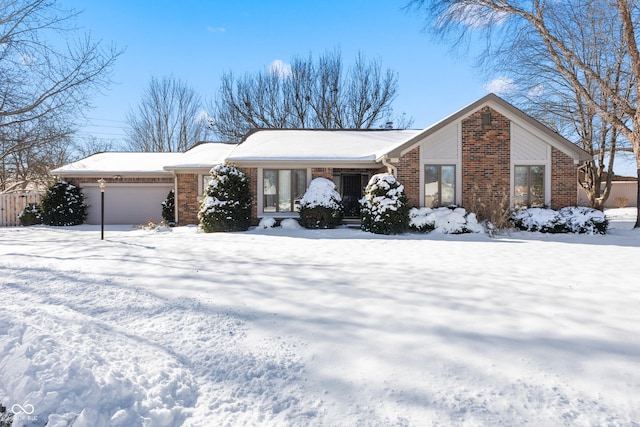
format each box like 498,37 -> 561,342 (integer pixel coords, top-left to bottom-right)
551,148 -> 578,209
176,173 -> 198,225
311,167 -> 334,180
68,176 -> 173,187
396,146 -> 421,207
461,107 -> 511,210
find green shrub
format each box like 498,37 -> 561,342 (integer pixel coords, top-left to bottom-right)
41,181 -> 87,226
360,173 -> 409,235
19,203 -> 42,226
198,164 -> 251,232
299,178 -> 343,229
161,189 -> 175,226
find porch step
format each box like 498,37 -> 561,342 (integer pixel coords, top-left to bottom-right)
342,218 -> 361,229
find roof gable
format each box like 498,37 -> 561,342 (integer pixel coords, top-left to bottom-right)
385,93 -> 591,162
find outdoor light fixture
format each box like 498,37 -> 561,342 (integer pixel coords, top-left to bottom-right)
98,178 -> 106,240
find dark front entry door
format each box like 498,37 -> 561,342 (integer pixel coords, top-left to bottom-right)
342,174 -> 363,217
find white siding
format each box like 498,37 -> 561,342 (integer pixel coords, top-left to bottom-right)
418,122 -> 462,206
511,123 -> 548,161
420,122 -> 459,161
510,123 -> 552,206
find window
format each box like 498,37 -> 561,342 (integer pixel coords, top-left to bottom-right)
263,169 -> 307,213
424,165 -> 455,207
514,165 -> 545,208
201,174 -> 212,196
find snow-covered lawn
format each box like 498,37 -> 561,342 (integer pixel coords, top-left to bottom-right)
1,209 -> 639,426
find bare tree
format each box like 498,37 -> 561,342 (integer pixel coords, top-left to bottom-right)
211,51 -> 412,141
0,117 -> 74,191
125,76 -> 210,152
407,0 -> 640,227
492,2 -> 632,210
0,0 -> 121,190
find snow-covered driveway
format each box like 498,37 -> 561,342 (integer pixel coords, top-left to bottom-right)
1,210 -> 639,426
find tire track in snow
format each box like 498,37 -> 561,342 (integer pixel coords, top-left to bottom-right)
0,263 -> 323,426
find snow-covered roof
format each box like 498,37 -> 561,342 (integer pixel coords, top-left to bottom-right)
163,142 -> 238,170
52,152 -> 182,176
226,129 -> 422,163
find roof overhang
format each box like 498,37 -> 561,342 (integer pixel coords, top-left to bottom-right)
229,159 -> 382,169
51,170 -> 173,178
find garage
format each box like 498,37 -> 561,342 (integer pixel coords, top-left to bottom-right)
50,152 -> 182,226
82,183 -> 174,225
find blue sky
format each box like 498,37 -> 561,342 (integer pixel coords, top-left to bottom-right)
60,0 -> 491,142
58,1 -> 637,177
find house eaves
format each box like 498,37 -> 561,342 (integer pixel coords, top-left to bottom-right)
226,129 -> 422,165
163,142 -> 238,171
51,152 -> 181,177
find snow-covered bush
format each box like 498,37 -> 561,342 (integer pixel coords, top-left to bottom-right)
360,173 -> 409,235
161,189 -> 175,226
511,207 -> 608,234
298,177 -> 343,229
19,203 -> 42,226
257,217 -> 276,229
409,206 -> 484,234
281,218 -> 303,230
559,206 -> 608,234
41,181 -> 87,226
198,164 -> 251,232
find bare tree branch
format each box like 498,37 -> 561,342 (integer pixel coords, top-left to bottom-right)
210,51 -> 412,141
125,76 -> 210,152
408,0 -> 640,225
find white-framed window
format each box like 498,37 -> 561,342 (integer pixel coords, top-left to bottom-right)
424,164 -> 456,207
263,169 -> 307,213
514,165 -> 545,208
201,174 -> 211,195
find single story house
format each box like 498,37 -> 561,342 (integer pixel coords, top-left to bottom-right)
52,93 -> 591,225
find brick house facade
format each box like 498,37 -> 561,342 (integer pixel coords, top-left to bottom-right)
53,94 -> 590,226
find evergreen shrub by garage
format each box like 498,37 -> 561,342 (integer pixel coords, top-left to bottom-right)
198,164 -> 251,232
19,203 -> 42,226
161,189 -> 175,226
360,173 -> 409,235
299,178 -> 343,229
40,181 -> 87,226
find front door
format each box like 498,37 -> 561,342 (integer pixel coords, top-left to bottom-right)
342,174 -> 364,217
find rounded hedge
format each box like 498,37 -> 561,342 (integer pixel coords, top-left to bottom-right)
198,164 -> 251,232
41,181 -> 87,226
360,173 -> 409,235
299,178 -> 343,229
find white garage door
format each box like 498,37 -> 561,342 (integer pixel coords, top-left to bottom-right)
83,184 -> 174,225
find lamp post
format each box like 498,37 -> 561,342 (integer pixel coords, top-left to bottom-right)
98,178 -> 106,240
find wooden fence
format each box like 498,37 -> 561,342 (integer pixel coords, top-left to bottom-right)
0,192 -> 42,227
